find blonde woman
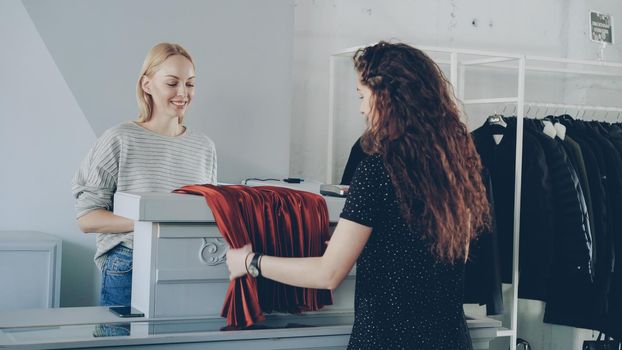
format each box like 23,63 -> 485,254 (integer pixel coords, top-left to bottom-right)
73,43 -> 217,306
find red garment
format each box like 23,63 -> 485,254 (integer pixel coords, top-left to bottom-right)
174,185 -> 333,328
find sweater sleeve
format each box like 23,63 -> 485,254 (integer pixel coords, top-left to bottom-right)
71,130 -> 121,218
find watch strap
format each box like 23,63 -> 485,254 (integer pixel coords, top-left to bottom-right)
249,253 -> 262,277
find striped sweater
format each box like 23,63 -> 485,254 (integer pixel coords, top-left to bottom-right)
72,122 -> 217,269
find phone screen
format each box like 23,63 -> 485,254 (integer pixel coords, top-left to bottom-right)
109,306 -> 145,318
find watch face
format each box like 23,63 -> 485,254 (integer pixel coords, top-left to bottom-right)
248,265 -> 259,277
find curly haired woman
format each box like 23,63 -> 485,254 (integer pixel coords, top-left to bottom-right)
227,41 -> 490,350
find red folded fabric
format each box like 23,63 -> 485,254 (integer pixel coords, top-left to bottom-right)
174,185 -> 333,328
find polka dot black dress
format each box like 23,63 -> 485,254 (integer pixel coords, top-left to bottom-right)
340,155 -> 472,350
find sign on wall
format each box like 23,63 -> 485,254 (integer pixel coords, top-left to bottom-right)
590,11 -> 614,44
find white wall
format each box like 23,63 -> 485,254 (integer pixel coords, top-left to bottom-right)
0,0 -> 295,307
0,0 -> 99,306
290,0 -> 622,349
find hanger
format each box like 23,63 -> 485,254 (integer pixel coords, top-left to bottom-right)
502,104 -> 509,115
487,109 -> 507,145
487,104 -> 507,127
488,114 -> 503,123
487,114 -> 507,128
556,112 -> 573,128
542,119 -> 557,139
547,106 -> 565,139
584,109 -> 591,120
552,114 -> 566,140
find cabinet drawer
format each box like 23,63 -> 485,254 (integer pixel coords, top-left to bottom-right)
157,237 -> 229,280
154,282 -> 229,317
158,223 -> 221,238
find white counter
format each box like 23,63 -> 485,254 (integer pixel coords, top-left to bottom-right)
112,186 -> 353,320
0,306 -> 499,350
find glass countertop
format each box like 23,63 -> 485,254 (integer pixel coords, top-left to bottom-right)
0,313 -> 355,348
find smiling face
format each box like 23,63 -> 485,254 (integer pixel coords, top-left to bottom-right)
141,54 -> 195,122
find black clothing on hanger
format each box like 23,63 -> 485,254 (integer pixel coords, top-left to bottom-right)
463,168 -> 504,315
472,118 -> 555,300
521,119 -> 594,329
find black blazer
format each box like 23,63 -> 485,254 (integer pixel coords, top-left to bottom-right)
472,118 -> 555,301
522,120 -> 594,329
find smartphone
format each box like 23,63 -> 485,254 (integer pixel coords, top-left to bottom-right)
109,306 -> 145,318
320,184 -> 349,197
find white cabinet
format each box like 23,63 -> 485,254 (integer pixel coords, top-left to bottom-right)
114,191 -> 352,319
0,231 -> 62,311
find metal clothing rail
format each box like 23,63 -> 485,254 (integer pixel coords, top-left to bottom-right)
454,53 -> 525,346
327,45 -> 622,350
479,102 -> 622,118
524,101 -> 622,113
459,62 -> 622,77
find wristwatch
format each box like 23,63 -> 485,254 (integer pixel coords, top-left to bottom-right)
248,253 -> 261,278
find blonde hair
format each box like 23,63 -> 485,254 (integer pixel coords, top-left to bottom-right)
136,43 -> 195,124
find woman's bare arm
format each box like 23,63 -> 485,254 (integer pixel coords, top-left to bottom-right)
77,209 -> 134,233
226,218 -> 371,290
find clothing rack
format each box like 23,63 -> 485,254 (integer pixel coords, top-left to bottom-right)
524,102 -> 622,113
479,102 -> 622,120
328,45 -> 622,350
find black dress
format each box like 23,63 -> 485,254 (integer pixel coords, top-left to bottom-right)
340,155 -> 472,350
340,137 -> 367,185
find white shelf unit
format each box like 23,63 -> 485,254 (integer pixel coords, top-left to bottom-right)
327,45 -> 622,350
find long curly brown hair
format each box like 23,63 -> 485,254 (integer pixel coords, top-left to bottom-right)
354,42 -> 491,263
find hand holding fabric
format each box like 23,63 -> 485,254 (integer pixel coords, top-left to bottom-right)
174,184 -> 332,328
227,244 -> 252,280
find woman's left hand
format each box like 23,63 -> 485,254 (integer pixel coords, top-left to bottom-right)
226,243 -> 253,280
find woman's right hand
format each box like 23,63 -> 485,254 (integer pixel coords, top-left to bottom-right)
226,243 -> 253,280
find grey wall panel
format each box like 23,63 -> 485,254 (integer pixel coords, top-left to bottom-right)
0,0 -> 100,307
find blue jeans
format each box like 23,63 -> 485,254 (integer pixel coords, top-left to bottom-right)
95,245 -> 132,338
93,322 -> 130,337
99,244 -> 133,307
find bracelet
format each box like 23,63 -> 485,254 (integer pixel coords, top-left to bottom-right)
244,251 -> 254,275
